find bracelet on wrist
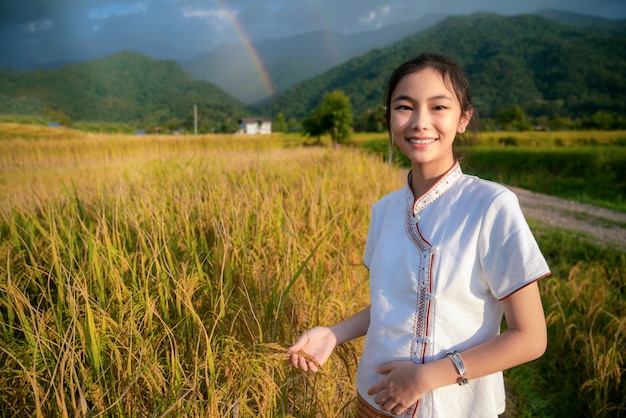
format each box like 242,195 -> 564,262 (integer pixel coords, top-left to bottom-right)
446,350 -> 469,386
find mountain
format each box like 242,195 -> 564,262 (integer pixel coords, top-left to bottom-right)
179,14 -> 447,104
0,51 -> 248,130
261,13 -> 626,121
2,13 -> 624,129
28,60 -> 81,71
535,9 -> 626,32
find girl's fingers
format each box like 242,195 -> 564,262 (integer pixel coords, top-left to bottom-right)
289,352 -> 300,368
289,353 -> 320,373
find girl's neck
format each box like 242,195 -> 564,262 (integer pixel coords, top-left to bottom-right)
410,160 -> 456,198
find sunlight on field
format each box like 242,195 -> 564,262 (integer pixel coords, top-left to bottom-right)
0,127 -> 301,212
477,129 -> 626,147
0,129 -> 404,416
1,127 -> 624,416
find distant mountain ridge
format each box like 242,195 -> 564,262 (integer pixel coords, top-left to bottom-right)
179,13 -> 448,104
180,9 -> 625,105
0,11 -> 624,130
535,8 -> 626,29
0,51 -> 248,131
261,12 -> 626,121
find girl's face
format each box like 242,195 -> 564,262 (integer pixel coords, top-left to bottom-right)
390,67 -> 471,176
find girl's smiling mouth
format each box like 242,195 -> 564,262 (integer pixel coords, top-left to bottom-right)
407,137 -> 436,145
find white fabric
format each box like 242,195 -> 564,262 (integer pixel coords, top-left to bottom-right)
356,162 -> 550,417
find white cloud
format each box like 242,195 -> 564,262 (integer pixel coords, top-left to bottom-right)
182,8 -> 232,21
181,7 -> 236,34
88,2 -> 148,20
358,5 -> 392,26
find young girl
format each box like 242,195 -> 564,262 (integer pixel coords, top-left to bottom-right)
289,52 -> 550,417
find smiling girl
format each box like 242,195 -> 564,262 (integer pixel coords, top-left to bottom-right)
289,52 -> 550,417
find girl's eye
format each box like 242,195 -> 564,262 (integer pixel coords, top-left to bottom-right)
433,105 -> 446,111
395,105 -> 412,111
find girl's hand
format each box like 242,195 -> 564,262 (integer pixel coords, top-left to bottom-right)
368,361 -> 429,415
288,326 -> 337,372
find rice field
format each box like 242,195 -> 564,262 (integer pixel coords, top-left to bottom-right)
1,124 -> 624,417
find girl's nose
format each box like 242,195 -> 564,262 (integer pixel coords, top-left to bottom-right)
410,109 -> 429,130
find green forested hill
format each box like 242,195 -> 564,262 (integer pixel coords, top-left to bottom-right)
261,13 -> 626,123
0,51 -> 248,131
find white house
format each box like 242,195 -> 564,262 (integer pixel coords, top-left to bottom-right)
238,118 -> 272,135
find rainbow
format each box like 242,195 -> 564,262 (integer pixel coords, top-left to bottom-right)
215,0 -> 275,97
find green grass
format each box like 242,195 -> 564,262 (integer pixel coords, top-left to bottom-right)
358,135 -> 626,212
465,147 -> 626,212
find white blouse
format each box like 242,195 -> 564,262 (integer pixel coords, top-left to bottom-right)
356,162 -> 550,417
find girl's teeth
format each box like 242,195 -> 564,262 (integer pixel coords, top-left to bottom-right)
409,138 -> 435,144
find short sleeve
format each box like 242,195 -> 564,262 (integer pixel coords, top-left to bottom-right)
478,190 -> 550,299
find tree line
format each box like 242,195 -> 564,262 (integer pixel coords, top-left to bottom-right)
285,90 -> 626,149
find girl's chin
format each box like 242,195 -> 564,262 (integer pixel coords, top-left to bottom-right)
405,155 -> 455,169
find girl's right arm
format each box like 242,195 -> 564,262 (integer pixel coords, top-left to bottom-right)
288,305 -> 371,372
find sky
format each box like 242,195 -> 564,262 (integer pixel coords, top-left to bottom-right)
1,0 -> 625,69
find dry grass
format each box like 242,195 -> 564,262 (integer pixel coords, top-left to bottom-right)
542,260 -> 626,416
0,128 -> 401,416
1,126 -> 624,416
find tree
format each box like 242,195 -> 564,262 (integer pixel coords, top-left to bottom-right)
44,107 -> 72,127
496,105 -> 531,131
273,112 -> 287,133
287,117 -> 300,133
582,111 -> 615,130
301,111 -> 326,145
301,90 -> 353,148
355,106 -> 386,132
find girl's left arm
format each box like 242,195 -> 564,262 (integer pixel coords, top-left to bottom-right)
457,280 -> 547,379
369,280 -> 547,414
424,281 -> 548,390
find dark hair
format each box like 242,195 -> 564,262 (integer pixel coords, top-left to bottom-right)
384,52 -> 479,163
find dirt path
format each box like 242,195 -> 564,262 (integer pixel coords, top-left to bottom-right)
509,186 -> 626,250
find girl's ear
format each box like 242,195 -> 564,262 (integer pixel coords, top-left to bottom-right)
457,107 -> 473,134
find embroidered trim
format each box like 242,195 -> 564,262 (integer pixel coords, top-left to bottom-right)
405,161 -> 464,215
405,223 -> 434,365
357,393 -> 393,417
357,393 -> 419,418
403,162 -> 463,366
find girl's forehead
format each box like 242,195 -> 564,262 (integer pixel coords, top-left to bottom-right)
394,69 -> 457,97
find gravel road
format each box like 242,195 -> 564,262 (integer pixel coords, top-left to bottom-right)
509,186 -> 626,250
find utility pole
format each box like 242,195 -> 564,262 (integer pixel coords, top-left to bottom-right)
194,104 -> 198,135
